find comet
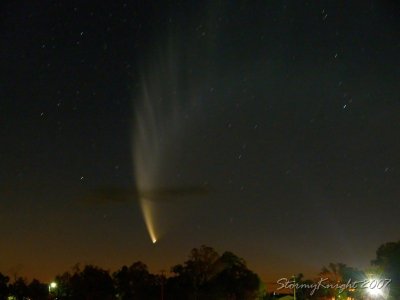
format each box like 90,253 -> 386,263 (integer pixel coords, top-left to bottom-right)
78,37 -> 209,242
131,37 -> 192,244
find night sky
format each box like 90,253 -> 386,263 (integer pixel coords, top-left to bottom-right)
1,1 -> 400,285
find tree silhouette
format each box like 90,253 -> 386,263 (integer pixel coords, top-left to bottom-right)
290,273 -> 317,300
318,262 -> 362,299
319,262 -> 348,299
27,279 -> 48,300
169,245 -> 220,299
8,277 -> 28,300
54,271 -> 73,299
0,273 -> 9,300
210,251 -> 261,299
372,240 -> 400,299
168,245 -> 263,300
113,261 -> 158,300
55,265 -> 115,300
0,245 -> 266,300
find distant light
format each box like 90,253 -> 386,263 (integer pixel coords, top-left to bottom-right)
49,281 -> 57,293
152,238 -> 157,244
366,279 -> 383,298
367,286 -> 381,297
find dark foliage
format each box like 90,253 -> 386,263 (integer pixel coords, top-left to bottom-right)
2,241 -> 398,300
372,240 -> 400,299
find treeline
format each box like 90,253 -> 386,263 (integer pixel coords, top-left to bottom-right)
1,245 -> 264,300
1,240 -> 399,300
285,240 -> 400,300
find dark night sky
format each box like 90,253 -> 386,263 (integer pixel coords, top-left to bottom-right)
1,0 -> 400,285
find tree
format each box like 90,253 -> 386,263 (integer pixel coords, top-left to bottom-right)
0,273 -> 9,300
8,277 -> 28,300
320,262 -> 347,283
372,240 -> 400,299
291,273 -> 318,300
318,262 -> 361,299
167,245 -> 264,300
113,261 -> 159,300
169,245 -> 220,299
54,271 -> 73,299
319,262 -> 346,299
27,279 -> 48,300
55,265 -> 115,300
210,251 -> 262,300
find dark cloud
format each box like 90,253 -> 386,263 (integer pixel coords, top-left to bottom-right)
79,185 -> 211,205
